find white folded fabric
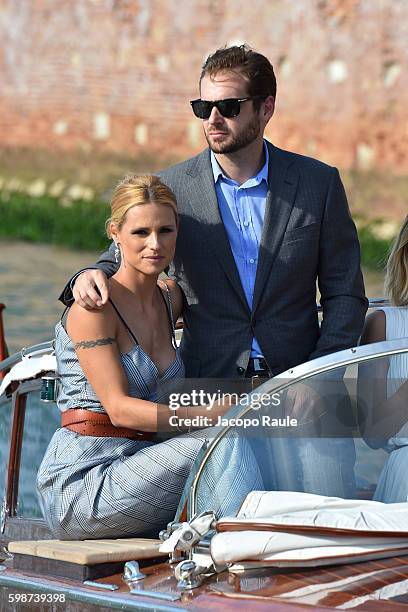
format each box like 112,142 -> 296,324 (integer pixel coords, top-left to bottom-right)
210,491 -> 408,569
0,354 -> 57,397
237,490 -> 395,519
211,530 -> 408,568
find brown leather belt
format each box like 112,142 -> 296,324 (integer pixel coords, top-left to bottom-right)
61,409 -> 154,441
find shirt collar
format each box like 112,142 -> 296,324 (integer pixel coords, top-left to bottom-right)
210,140 -> 269,187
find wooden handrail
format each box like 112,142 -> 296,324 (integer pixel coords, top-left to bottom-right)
0,304 -> 8,379
6,391 -> 27,519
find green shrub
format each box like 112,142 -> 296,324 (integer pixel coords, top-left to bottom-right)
357,227 -> 390,269
0,191 -> 110,252
0,191 -> 398,269
355,216 -> 398,270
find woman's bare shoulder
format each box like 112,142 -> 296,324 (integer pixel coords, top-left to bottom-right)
66,301 -> 116,341
361,310 -> 386,345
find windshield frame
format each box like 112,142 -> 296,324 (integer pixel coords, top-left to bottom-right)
181,337 -> 408,520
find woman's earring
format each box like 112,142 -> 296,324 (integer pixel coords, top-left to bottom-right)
114,242 -> 120,263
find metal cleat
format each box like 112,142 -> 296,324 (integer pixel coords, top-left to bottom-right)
123,560 -> 146,585
175,559 -> 203,590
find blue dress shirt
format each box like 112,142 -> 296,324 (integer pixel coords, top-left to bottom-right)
211,142 -> 269,358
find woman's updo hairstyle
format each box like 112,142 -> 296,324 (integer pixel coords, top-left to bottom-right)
384,215 -> 408,306
106,174 -> 178,237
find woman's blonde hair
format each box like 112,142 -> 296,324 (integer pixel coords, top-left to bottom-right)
384,215 -> 408,306
106,174 -> 178,237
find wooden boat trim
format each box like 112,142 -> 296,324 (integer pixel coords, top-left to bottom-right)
0,304 -> 7,378
217,521 -> 408,538
6,391 -> 26,520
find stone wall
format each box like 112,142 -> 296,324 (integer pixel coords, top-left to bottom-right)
1,0 -> 407,171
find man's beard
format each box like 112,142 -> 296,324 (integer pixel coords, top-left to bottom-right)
205,115 -> 261,154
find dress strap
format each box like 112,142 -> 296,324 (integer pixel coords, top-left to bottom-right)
108,298 -> 139,345
60,305 -> 70,331
158,281 -> 177,349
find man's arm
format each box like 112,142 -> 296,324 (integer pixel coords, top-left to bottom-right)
309,168 -> 368,361
59,241 -> 119,306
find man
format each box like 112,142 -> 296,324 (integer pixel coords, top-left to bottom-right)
62,44 -> 367,383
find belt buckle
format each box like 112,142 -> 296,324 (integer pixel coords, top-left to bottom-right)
253,358 -> 263,372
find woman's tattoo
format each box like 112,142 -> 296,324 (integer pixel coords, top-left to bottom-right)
74,337 -> 116,350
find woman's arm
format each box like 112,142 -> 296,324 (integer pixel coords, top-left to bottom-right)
67,303 -> 165,430
358,310 -> 408,447
360,310 -> 386,345
65,302 -> 228,431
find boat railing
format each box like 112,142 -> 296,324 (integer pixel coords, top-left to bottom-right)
0,341 -> 54,374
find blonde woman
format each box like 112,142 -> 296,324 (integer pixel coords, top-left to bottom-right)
360,215 -> 408,501
37,175 -> 262,540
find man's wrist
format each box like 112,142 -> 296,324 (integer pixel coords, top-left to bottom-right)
69,267 -> 98,292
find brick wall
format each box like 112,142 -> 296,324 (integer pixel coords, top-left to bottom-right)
1,0 -> 407,171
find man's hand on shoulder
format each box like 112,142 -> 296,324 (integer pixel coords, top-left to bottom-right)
73,269 -> 110,310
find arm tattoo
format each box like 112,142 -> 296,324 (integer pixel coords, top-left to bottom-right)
74,337 -> 116,350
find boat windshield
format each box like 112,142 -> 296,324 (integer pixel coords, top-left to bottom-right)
175,339 -> 408,522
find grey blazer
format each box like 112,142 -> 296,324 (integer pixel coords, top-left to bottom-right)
61,141 -> 367,379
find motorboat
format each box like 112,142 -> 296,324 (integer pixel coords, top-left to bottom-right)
1,299 -> 408,610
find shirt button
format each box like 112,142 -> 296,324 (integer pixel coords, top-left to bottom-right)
237,366 -> 245,375
243,221 -> 249,227
249,258 -> 255,264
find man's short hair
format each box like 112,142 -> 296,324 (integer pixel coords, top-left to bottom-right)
200,44 -> 276,109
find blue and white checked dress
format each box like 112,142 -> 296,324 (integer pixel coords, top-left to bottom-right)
37,286 -> 263,540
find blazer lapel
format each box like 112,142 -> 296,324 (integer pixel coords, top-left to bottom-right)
185,150 -> 249,312
252,143 -> 299,314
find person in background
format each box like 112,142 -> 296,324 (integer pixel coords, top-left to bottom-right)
359,215 -> 408,502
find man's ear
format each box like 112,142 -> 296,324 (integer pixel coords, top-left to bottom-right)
263,95 -> 275,123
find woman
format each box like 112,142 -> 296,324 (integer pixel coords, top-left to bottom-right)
37,174 -> 262,540
359,215 -> 408,502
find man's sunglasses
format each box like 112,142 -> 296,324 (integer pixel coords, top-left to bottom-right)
190,96 -> 265,119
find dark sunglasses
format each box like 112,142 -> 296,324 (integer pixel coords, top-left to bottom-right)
190,96 -> 265,119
